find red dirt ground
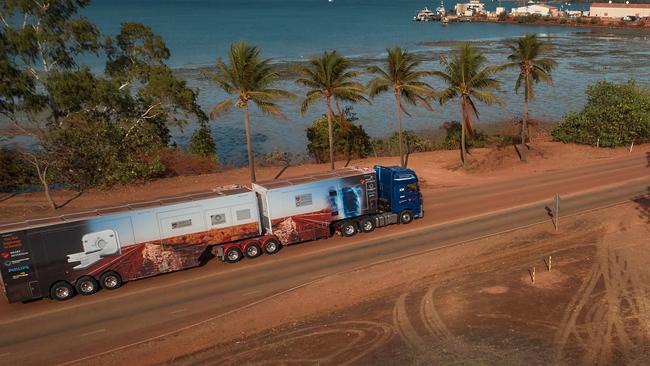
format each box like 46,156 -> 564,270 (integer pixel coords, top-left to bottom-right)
1,141 -> 647,225
163,202 -> 650,366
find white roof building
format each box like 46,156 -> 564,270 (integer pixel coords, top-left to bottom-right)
590,2 -> 650,18
511,4 -> 559,16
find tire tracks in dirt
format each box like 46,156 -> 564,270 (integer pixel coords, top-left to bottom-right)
181,320 -> 394,366
553,220 -> 650,365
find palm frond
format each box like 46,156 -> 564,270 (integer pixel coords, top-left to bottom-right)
210,99 -> 233,119
300,90 -> 323,115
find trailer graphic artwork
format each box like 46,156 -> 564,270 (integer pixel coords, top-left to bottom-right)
254,169 -> 378,245
0,186 -> 262,303
67,230 -> 121,269
1,166 -> 423,303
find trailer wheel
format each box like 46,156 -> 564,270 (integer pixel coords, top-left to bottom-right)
340,221 -> 357,237
75,276 -> 99,296
99,271 -> 122,290
263,238 -> 281,255
400,210 -> 414,224
224,246 -> 243,263
244,242 -> 262,259
359,218 -> 375,233
50,281 -> 74,301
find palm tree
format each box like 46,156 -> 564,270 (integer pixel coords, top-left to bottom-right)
295,50 -> 369,170
432,43 -> 503,166
205,41 -> 294,183
367,47 -> 435,168
497,34 -> 556,162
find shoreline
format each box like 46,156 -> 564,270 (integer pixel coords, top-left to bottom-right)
470,16 -> 650,31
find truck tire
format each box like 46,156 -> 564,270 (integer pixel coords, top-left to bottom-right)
400,210 -> 414,224
340,221 -> 357,237
244,242 -> 262,259
99,271 -> 122,290
359,218 -> 375,233
263,238 -> 281,255
50,281 -> 74,301
224,246 -> 243,263
75,276 -> 99,296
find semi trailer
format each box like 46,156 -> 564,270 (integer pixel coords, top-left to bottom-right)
0,165 -> 422,303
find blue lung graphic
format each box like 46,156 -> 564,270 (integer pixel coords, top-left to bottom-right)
342,187 -> 361,217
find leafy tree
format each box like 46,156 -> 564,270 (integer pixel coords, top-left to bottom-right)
1,0 -> 101,123
0,0 -> 101,208
306,107 -> 371,165
368,47 -> 434,167
188,123 -> 218,161
205,41 -> 294,183
552,81 -> 650,147
432,43 -> 502,166
1,14 -> 210,208
0,148 -> 36,192
296,50 -> 369,170
495,34 -> 556,161
105,22 -> 208,142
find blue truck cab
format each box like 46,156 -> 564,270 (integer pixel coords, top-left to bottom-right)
374,165 -> 423,223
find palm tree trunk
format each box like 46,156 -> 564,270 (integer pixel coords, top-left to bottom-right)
521,95 -> 528,162
325,96 -> 335,171
395,92 -> 405,168
243,104 -> 256,183
460,98 -> 467,166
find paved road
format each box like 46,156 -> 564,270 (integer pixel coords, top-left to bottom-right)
0,154 -> 647,365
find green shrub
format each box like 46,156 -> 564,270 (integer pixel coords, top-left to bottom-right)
188,124 -> 218,161
44,113 -> 167,189
552,81 -> 650,147
0,148 -> 36,192
516,15 -> 538,24
559,18 -> 568,24
306,107 -> 372,163
442,121 -> 489,150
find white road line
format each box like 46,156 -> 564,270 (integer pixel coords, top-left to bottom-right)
80,329 -> 106,337
168,309 -> 186,315
243,290 -> 260,296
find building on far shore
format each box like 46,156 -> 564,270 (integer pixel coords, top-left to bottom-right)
510,4 -> 559,17
590,2 -> 650,18
455,0 -> 485,16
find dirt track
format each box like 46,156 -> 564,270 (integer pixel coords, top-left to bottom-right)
174,203 -> 650,366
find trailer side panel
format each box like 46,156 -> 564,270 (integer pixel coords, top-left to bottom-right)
254,169 -> 378,245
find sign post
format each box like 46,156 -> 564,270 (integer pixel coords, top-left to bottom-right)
554,194 -> 560,232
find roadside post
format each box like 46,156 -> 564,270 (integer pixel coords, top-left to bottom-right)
530,267 -> 536,284
554,194 -> 560,232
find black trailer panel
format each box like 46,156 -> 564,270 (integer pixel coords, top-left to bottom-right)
1,231 -> 40,302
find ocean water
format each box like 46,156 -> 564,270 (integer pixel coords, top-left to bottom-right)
25,1 -> 650,164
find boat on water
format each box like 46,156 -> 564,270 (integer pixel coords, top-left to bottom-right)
413,6 -> 436,21
413,2 -> 446,22
435,1 -> 446,17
